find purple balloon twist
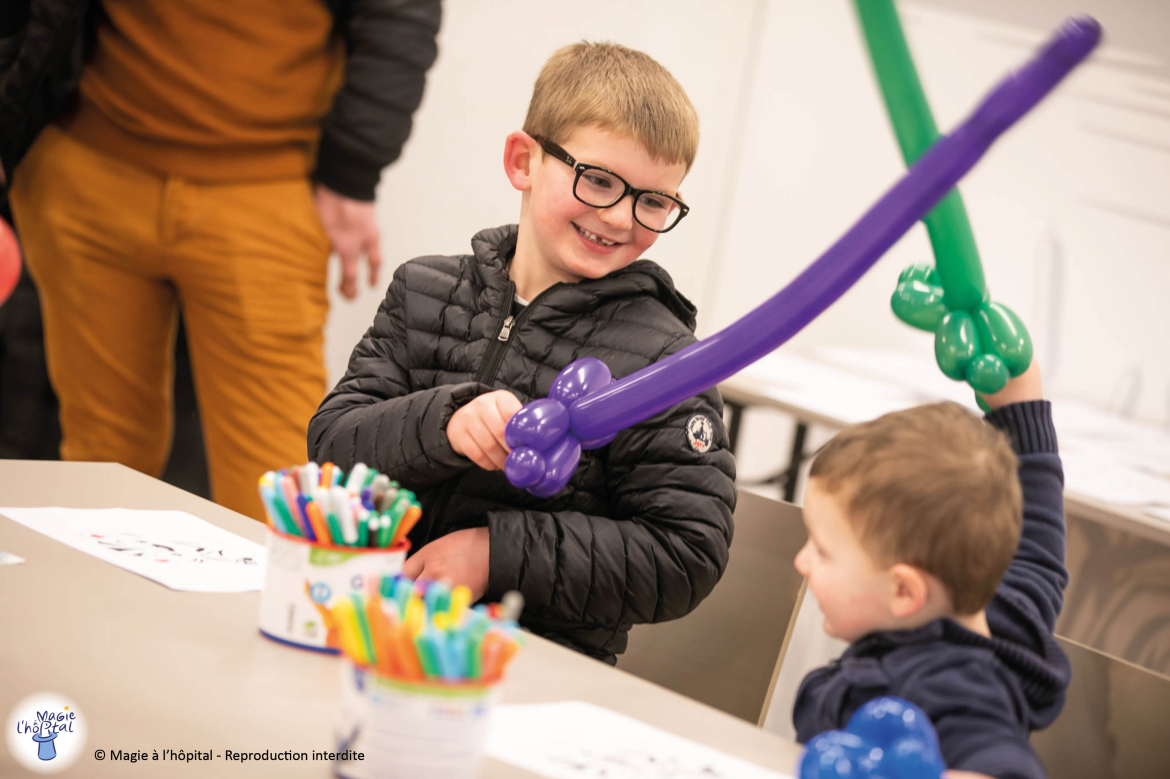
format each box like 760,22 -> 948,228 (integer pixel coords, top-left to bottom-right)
504,358 -> 616,497
505,16 -> 1100,495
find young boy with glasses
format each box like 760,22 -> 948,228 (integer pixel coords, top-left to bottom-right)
308,42 -> 735,664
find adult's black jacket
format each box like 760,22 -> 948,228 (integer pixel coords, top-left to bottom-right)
309,225 -> 738,663
0,0 -> 442,201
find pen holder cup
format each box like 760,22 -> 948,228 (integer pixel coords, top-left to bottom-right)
258,527 -> 409,653
333,661 -> 499,779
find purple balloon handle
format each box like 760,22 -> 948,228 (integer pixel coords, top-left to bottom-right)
505,16 -> 1100,494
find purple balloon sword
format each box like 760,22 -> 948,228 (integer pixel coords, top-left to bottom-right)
505,16 -> 1101,497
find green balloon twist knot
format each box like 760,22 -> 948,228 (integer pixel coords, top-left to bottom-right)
892,264 -> 1032,394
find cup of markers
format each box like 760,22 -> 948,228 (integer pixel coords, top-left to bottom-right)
257,461 -> 424,653
331,576 -> 524,779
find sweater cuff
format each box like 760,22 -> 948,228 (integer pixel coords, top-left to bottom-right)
313,134 -> 383,202
984,400 -> 1058,456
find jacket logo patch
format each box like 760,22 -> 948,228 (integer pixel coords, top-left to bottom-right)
686,414 -> 713,454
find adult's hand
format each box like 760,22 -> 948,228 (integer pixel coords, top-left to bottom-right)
312,184 -> 382,299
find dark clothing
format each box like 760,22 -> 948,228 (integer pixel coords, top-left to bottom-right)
309,225 -> 738,663
0,266 -> 59,459
0,0 -> 91,189
0,0 -> 441,200
794,400 -> 1069,779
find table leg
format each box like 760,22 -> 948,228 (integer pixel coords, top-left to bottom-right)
783,422 -> 808,502
725,400 -> 744,454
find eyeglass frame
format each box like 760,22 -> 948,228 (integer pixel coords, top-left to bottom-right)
531,135 -> 690,233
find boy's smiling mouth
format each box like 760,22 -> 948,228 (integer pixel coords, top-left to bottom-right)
573,222 -> 621,247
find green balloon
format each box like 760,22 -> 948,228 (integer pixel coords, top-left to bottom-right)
855,0 -> 1034,399
853,0 -> 988,311
934,312 -> 980,380
966,353 -> 1010,394
897,263 -> 940,286
973,302 -> 1033,377
891,279 -> 946,331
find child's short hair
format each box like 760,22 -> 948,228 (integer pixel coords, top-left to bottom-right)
523,41 -> 699,173
809,402 -> 1021,613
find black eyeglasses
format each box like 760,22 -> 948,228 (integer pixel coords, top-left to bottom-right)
533,136 -> 690,233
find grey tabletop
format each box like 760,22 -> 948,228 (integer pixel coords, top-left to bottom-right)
0,460 -> 803,778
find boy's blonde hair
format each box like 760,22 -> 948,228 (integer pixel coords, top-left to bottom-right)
524,41 -> 699,174
809,402 -> 1021,613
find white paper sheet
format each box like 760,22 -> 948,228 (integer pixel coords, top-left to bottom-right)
485,701 -> 792,779
0,507 -> 266,592
0,550 -> 25,566
1143,506 -> 1170,524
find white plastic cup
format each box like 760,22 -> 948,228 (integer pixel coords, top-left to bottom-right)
333,660 -> 499,779
257,527 -> 408,652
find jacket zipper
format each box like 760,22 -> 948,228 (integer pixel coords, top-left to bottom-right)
425,280 -> 561,543
475,281 -> 562,384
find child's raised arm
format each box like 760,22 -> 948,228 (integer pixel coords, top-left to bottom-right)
980,360 -> 1068,635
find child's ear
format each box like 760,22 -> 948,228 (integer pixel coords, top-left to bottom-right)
503,131 -> 538,192
888,563 -> 929,619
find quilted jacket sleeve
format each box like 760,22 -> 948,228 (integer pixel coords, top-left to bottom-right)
484,381 -> 737,629
307,266 -> 479,488
313,0 -> 442,200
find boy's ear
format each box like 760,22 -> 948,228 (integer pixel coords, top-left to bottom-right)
503,131 -> 538,192
888,563 -> 930,620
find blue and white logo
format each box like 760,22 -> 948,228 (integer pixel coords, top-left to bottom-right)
6,692 -> 86,773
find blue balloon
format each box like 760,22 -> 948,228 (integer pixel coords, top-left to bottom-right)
796,697 -> 945,779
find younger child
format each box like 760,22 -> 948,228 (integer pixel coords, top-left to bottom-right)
308,42 -> 737,664
793,361 -> 1069,778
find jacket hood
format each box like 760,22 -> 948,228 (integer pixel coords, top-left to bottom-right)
469,224 -> 699,332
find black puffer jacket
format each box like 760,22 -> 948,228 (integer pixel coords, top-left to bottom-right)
0,0 -> 441,200
309,225 -> 737,662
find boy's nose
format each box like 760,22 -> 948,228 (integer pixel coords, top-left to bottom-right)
794,543 -> 810,575
597,198 -> 634,231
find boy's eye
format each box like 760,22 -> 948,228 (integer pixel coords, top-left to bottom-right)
637,194 -> 668,211
583,173 -> 615,190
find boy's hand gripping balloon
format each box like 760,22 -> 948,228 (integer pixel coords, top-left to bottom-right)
799,697 -> 946,779
506,17 -> 1101,497
856,0 -> 1035,394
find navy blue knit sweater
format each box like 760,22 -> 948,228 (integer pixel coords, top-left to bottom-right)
793,400 -> 1069,779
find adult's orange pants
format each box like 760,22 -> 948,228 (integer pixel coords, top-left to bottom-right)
10,125 -> 331,521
